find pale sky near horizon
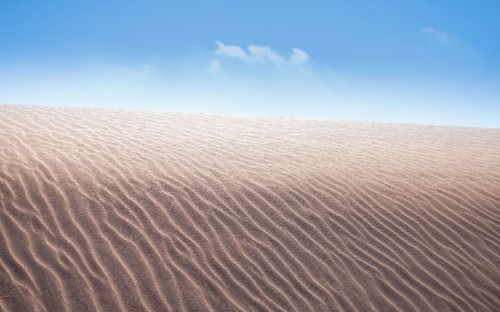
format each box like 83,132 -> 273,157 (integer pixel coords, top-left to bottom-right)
1,1 -> 499,127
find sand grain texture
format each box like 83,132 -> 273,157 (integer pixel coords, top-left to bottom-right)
0,105 -> 499,311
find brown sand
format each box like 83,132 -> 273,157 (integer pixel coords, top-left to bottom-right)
0,105 -> 499,312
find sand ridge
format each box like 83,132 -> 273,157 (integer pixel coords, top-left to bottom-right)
0,105 -> 499,311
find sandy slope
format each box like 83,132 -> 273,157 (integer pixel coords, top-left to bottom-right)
0,105 -> 499,312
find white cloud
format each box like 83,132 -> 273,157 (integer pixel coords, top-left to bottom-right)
214,41 -> 309,67
208,59 -> 221,74
422,27 -> 450,43
248,45 -> 285,65
216,41 -> 248,60
290,48 -> 309,63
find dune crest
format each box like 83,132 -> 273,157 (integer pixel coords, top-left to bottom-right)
0,105 -> 499,311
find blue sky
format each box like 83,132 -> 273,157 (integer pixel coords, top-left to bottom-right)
1,0 -> 499,127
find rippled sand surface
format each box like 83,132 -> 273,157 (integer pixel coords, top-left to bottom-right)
1,105 -> 499,311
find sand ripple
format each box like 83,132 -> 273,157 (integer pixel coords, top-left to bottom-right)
0,105 -> 499,311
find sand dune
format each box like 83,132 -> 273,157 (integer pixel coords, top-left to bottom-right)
0,105 -> 499,311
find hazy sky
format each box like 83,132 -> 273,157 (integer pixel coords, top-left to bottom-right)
1,1 -> 499,127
